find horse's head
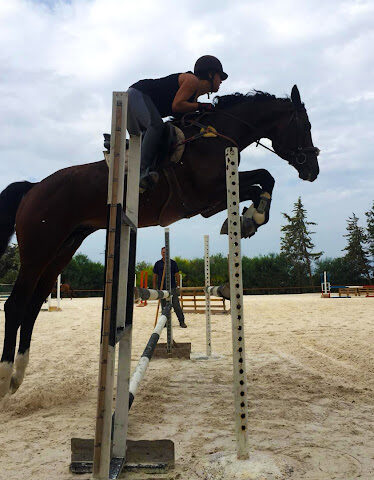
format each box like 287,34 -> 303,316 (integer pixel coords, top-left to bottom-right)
271,85 -> 320,182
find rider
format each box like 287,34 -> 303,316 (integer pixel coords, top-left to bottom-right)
126,55 -> 228,192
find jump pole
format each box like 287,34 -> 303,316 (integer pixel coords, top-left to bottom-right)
225,146 -> 249,460
128,304 -> 171,407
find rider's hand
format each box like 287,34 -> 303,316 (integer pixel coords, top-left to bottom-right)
198,102 -> 215,112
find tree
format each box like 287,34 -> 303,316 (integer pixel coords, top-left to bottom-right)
280,197 -> 322,285
365,201 -> 374,271
63,253 -> 104,289
314,257 -> 353,286
0,244 -> 20,285
342,213 -> 371,282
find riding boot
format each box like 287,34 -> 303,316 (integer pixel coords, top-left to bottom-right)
139,124 -> 164,193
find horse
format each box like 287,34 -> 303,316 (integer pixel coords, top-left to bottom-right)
0,85 -> 319,398
52,283 -> 74,300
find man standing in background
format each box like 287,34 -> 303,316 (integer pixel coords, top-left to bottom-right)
153,247 -> 187,328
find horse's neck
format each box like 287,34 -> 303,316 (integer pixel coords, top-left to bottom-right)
225,98 -> 291,150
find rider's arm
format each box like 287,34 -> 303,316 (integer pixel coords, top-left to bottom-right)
172,74 -> 199,113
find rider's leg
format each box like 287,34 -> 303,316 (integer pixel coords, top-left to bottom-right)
127,88 -> 164,190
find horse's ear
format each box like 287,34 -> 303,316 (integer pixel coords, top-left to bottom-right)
291,85 -> 302,108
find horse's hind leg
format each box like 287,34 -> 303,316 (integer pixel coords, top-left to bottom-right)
10,226 -> 96,394
0,267 -> 43,398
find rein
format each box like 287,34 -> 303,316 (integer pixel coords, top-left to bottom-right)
175,113 -> 239,148
174,106 -> 319,167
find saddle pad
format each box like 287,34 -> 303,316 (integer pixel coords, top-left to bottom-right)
169,126 -> 185,164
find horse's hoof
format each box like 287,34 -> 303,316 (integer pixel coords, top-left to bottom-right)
9,351 -> 29,394
0,362 -> 13,398
9,376 -> 21,394
220,218 -> 228,235
221,217 -> 258,239
241,217 -> 258,239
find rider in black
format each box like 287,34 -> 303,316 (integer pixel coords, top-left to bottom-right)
127,55 -> 228,192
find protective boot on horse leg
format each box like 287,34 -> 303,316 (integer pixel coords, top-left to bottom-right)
221,168 -> 275,239
220,191 -> 272,239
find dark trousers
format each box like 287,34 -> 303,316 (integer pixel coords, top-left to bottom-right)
161,288 -> 185,324
127,87 -> 164,173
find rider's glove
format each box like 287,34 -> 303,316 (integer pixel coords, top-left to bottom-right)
198,102 -> 215,112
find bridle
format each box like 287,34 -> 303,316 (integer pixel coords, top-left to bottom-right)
219,107 -> 320,167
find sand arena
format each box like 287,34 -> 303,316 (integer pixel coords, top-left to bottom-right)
0,293 -> 373,479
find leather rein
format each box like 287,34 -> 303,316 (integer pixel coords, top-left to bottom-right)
177,107 -> 320,167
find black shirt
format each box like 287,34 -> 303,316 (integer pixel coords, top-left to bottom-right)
130,72 -> 196,118
153,259 -> 179,289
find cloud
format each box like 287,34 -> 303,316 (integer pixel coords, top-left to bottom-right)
0,0 -> 373,264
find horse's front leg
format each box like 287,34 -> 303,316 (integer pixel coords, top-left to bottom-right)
221,169 -> 275,239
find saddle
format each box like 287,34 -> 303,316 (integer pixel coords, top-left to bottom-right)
103,116 -> 220,225
103,123 -> 185,168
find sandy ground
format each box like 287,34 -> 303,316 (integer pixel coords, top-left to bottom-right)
0,293 -> 373,480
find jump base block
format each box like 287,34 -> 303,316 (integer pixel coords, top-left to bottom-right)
153,341 -> 191,359
70,438 -> 174,476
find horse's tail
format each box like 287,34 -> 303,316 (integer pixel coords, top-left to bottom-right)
0,181 -> 35,258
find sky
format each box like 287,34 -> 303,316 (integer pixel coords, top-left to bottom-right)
0,0 -> 373,264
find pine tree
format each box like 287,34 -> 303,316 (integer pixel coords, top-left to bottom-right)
343,213 -> 371,282
365,201 -> 374,261
280,197 -> 322,285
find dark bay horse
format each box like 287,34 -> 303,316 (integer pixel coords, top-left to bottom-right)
0,85 -> 319,398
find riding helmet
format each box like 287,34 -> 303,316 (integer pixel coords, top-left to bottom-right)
194,55 -> 228,80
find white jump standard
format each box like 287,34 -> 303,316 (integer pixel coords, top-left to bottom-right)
207,147 -> 249,459
225,147 -> 249,459
47,274 -> 62,311
204,235 -> 212,357
71,92 -> 174,479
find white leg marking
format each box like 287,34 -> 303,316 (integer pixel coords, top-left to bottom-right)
0,361 -> 13,398
9,350 -> 29,394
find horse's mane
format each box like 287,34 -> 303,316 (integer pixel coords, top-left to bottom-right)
213,91 -> 291,110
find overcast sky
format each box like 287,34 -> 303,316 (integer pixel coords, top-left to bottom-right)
1,0 -> 373,264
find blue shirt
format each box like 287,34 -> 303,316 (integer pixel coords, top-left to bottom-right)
153,259 -> 179,289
